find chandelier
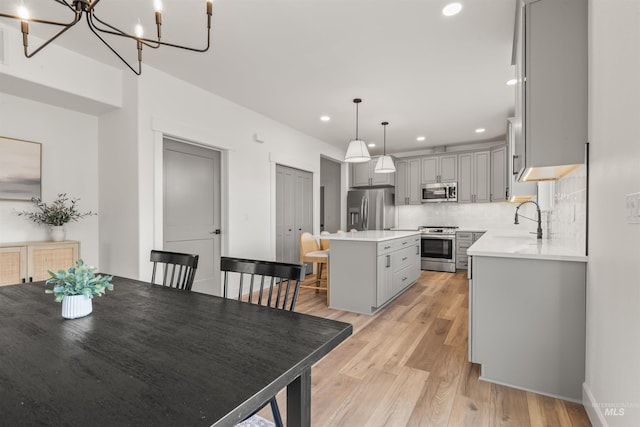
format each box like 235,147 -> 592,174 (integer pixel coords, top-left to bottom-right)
0,0 -> 212,75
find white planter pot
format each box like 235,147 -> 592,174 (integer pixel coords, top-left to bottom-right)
61,295 -> 92,319
50,226 -> 66,242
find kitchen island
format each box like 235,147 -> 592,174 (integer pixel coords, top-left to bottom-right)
323,230 -> 421,315
467,231 -> 587,402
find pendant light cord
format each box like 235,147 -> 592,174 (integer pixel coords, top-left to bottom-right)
355,102 -> 359,140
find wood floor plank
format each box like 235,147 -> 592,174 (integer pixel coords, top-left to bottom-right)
257,270 -> 591,426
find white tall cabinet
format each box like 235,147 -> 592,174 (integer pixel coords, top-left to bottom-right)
276,165 -> 312,264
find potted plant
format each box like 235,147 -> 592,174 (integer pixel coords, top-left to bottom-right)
46,259 -> 113,319
16,193 -> 96,241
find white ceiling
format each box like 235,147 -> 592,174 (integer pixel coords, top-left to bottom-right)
11,0 -> 517,155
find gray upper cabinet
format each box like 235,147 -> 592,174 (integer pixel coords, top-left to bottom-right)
395,159 -> 421,205
513,0 -> 587,181
490,145 -> 507,202
420,154 -> 457,184
351,158 -> 395,188
507,118 -> 537,202
458,151 -> 490,203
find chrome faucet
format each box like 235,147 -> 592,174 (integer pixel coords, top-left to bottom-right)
514,200 -> 543,239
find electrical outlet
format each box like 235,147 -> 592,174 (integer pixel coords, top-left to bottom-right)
627,193 -> 640,224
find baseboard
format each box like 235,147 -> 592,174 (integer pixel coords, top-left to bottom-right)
477,375 -> 583,404
583,382 -> 608,427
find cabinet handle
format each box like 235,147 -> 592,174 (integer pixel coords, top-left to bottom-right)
416,245 -> 420,255
512,155 -> 519,175
384,245 -> 391,250
386,255 -> 391,268
29,277 -> 33,283
21,278 -> 26,284
402,277 -> 408,282
402,257 -> 408,261
402,241 -> 408,245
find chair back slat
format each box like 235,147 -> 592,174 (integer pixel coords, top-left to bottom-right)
220,257 -> 306,311
150,250 -> 199,291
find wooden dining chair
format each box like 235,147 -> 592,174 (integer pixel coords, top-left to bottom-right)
220,256 -> 306,427
320,230 -> 331,251
150,250 -> 199,291
299,232 -> 329,304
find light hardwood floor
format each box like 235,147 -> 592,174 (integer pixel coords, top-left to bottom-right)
259,270 -> 591,426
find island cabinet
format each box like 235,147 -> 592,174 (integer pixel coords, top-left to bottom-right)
420,154 -> 457,184
351,157 -> 395,188
0,241 -> 80,286
327,231 -> 420,314
395,159 -> 421,205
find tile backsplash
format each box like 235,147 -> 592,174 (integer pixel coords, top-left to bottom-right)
546,165 -> 587,251
397,165 -> 587,252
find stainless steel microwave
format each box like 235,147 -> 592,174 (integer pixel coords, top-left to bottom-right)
421,182 -> 458,203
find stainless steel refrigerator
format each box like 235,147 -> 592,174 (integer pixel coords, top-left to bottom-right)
347,188 -> 396,231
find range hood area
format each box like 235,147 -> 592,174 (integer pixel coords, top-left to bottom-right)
511,0 -> 587,183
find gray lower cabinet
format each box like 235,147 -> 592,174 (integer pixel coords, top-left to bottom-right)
330,235 -> 420,314
469,255 -> 586,401
456,231 -> 484,269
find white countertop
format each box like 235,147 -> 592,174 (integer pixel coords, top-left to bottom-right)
467,230 -> 587,262
322,230 -> 420,242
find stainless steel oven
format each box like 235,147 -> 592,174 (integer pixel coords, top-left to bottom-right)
420,226 -> 457,272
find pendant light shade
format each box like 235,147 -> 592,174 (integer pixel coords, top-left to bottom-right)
344,99 -> 371,163
374,121 -> 396,173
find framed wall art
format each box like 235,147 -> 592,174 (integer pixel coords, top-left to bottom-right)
0,136 -> 42,201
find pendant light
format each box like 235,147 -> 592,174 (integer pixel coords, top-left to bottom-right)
344,98 -> 371,163
374,121 -> 396,173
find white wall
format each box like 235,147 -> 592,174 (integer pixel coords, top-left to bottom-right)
0,92 -> 99,265
123,67 -> 346,285
583,1 -> 640,426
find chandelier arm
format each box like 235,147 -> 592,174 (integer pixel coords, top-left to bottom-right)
0,12 -> 78,27
91,13 -> 210,53
90,13 -> 161,49
22,14 -> 82,58
86,15 -> 141,75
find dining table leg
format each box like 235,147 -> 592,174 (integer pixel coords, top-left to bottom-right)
286,368 -> 311,427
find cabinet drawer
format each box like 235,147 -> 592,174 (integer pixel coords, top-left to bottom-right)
377,241 -> 396,255
392,246 -> 416,273
457,240 -> 472,252
392,265 -> 414,294
457,232 -> 473,240
457,258 -> 469,269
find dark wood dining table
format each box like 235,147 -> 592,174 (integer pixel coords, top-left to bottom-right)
0,276 -> 352,426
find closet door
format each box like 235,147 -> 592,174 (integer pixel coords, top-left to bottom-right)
276,165 -> 313,264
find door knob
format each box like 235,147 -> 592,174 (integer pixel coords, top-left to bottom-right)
211,229 -> 221,235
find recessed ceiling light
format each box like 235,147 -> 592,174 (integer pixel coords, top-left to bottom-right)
320,115 -> 331,122
442,2 -> 462,17
416,136 -> 426,141
368,143 -> 376,148
506,79 -> 517,86
475,128 -> 486,133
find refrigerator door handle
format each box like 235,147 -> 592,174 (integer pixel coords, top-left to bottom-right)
360,196 -> 365,230
364,196 -> 369,229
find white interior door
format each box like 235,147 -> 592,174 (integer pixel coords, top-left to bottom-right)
163,138 -> 221,295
